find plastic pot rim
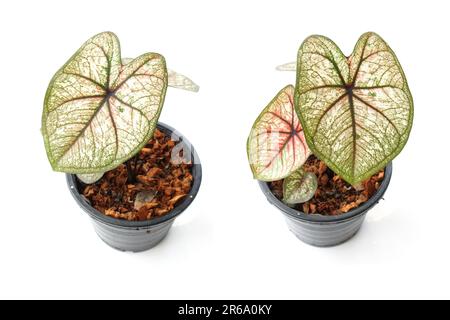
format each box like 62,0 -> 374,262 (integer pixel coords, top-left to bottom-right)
66,122 -> 202,229
258,162 -> 392,224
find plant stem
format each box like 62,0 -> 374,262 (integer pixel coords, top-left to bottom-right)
126,161 -> 135,183
126,154 -> 141,184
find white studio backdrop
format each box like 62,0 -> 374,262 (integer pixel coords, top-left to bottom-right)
0,0 -> 448,299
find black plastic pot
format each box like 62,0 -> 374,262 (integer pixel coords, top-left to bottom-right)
66,122 -> 202,252
258,163 -> 392,247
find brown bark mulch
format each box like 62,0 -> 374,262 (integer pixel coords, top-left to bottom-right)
270,156 -> 385,216
81,129 -> 193,221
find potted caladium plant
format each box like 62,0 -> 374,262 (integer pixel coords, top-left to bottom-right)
248,32 -> 413,247
42,32 -> 202,252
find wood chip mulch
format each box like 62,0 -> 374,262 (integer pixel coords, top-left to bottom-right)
270,156 -> 385,216
81,129 -> 193,221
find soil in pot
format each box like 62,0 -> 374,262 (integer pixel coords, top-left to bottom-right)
270,156 -> 385,216
80,129 -> 193,221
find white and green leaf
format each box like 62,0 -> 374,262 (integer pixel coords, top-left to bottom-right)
295,32 -> 413,185
76,172 -> 104,184
276,62 -> 296,71
283,169 -> 318,204
123,58 -> 199,92
42,32 -> 168,173
168,69 -> 200,92
247,85 -> 310,181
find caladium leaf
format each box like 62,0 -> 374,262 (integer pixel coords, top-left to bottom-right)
42,32 -> 168,173
247,85 -> 310,181
283,169 -> 318,204
276,62 -> 296,71
123,58 -> 199,92
76,172 -> 104,184
295,32 -> 413,185
168,69 -> 200,92
134,190 -> 157,210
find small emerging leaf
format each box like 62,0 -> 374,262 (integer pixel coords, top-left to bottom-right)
283,169 -> 318,204
276,62 -> 296,71
247,85 -> 310,181
76,172 -> 104,184
168,69 -> 200,92
42,32 -> 168,173
295,32 -> 413,184
124,58 -> 198,92
134,190 -> 157,210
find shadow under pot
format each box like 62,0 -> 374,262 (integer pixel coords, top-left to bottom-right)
66,122 -> 202,252
258,163 -> 392,247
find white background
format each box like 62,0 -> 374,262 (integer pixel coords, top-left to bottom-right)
0,0 -> 448,300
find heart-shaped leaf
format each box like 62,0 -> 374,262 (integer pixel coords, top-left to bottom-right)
283,169 -> 318,204
295,32 -> 413,185
247,85 -> 310,181
42,32 -> 168,173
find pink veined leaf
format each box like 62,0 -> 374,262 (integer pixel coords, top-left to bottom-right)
247,85 -> 310,181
